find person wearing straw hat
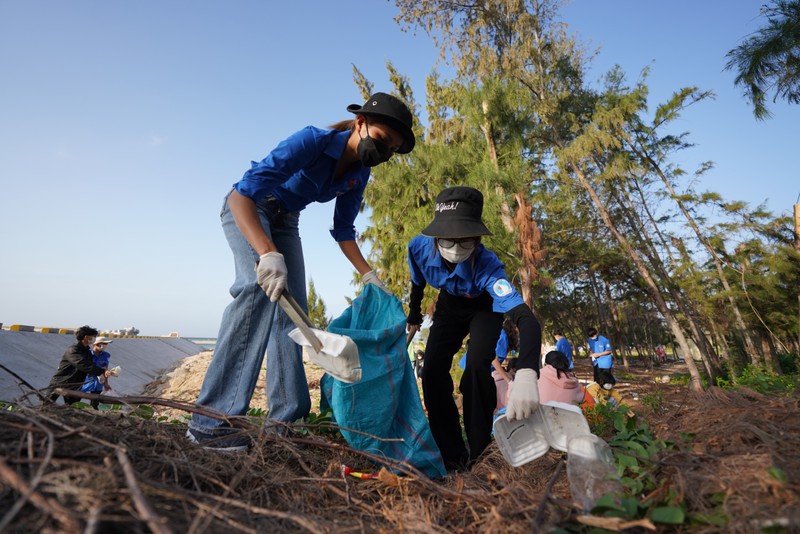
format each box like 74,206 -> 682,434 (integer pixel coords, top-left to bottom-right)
188,92 -> 416,451
406,186 -> 542,470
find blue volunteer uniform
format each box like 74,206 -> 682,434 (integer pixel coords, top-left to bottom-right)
457,329 -> 509,371
234,126 -> 370,242
408,236 -> 525,318
589,335 -> 614,369
494,330 -> 510,367
407,235 -> 541,467
555,337 -> 574,369
81,350 -> 110,393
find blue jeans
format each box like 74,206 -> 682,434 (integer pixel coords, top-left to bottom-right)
190,191 -> 311,434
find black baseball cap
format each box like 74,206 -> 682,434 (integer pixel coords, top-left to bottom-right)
347,92 -> 415,154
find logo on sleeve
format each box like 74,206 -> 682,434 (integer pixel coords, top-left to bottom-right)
492,279 -> 513,297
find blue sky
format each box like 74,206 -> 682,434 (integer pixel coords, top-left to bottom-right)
1,1 -> 796,337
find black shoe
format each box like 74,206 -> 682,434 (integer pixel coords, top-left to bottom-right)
186,428 -> 250,452
443,455 -> 470,473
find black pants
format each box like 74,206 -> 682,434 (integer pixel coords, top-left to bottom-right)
421,291 -> 503,466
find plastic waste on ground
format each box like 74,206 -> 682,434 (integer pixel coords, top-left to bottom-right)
493,400 -> 622,512
538,401 -> 591,452
493,408 -> 550,467
493,401 -> 591,465
566,434 -> 623,512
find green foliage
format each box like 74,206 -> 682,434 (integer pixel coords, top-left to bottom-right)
307,279 -> 331,330
554,410 -> 725,531
778,352 -> 799,374
131,404 -> 155,420
584,401 -> 619,438
584,412 -> 728,529
639,391 -> 665,413
715,364 -> 799,395
247,407 -> 267,418
450,350 -> 465,385
724,0 -> 800,119
668,373 -> 692,386
767,466 -> 789,483
294,409 -> 340,438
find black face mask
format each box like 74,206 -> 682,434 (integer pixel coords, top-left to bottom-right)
357,123 -> 393,167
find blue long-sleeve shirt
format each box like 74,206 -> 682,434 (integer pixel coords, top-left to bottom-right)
233,126 -> 370,242
408,235 -> 540,372
407,236 -> 525,312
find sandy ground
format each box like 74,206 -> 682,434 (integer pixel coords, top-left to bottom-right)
141,349 -> 329,422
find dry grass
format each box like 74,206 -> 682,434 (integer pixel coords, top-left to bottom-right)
1,357 -> 799,532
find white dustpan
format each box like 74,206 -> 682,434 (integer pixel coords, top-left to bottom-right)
279,291 -> 361,383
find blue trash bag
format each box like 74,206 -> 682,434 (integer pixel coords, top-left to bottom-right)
320,284 -> 446,479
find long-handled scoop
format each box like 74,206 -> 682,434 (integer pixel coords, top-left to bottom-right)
278,290 -> 362,383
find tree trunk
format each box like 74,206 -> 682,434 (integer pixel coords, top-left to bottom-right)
570,165 -> 705,391
795,204 -> 800,351
612,183 -> 718,381
638,147 -> 761,365
602,279 -> 629,371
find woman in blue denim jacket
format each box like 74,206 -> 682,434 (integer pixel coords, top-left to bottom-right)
188,93 -> 415,451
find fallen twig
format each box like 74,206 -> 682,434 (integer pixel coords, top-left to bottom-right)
116,449 -> 173,534
0,456 -> 81,533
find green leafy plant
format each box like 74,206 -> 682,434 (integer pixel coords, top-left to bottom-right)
716,364 -> 799,395
639,391 -> 665,413
564,412 -> 730,530
777,352 -> 799,374
295,409 -> 340,438
247,407 -> 267,418
584,401 -> 622,438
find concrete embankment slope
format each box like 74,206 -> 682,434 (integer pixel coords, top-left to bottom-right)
0,330 -> 207,403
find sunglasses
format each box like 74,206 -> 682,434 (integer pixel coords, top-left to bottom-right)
436,237 -> 479,250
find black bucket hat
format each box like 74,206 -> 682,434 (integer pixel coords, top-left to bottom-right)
421,186 -> 493,238
347,92 -> 415,154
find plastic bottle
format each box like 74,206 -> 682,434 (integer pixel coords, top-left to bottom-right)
566,434 -> 623,513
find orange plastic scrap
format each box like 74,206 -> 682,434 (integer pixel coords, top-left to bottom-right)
341,464 -> 378,479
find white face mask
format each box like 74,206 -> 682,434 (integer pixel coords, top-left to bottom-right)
603,384 -> 613,391
438,243 -> 473,264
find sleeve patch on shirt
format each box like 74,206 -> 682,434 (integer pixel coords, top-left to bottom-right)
492,279 -> 513,297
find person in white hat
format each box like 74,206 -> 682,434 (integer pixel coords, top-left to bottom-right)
48,326 -> 111,405
81,337 -> 114,408
406,186 -> 542,470
189,92 -> 417,451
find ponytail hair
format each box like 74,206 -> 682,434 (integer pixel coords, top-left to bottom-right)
328,119 -> 356,132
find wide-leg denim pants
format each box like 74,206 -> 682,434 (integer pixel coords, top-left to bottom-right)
190,191 -> 310,434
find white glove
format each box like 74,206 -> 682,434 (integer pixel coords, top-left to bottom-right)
506,368 -> 540,421
256,252 -> 288,302
363,270 -> 390,294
